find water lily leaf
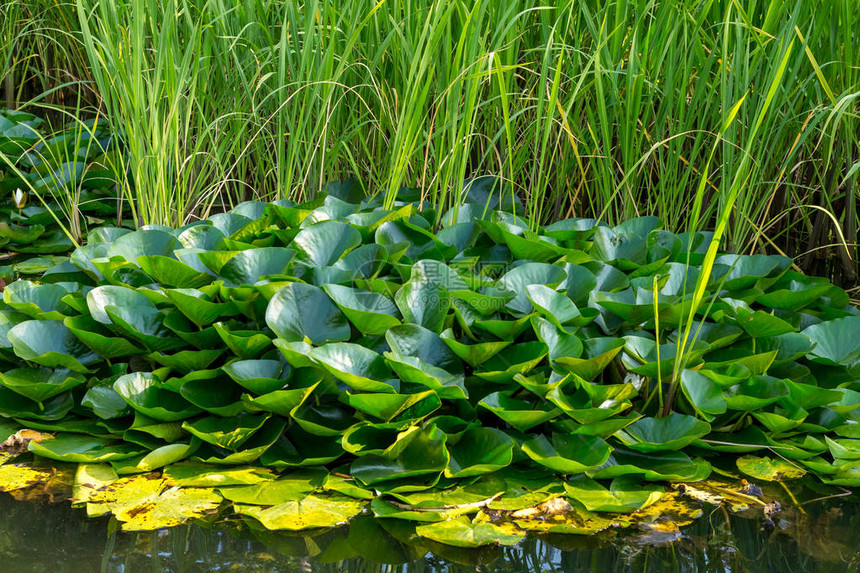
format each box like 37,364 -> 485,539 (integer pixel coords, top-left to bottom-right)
473,341 -> 548,383
310,343 -> 398,393
114,373 -> 202,422
64,315 -> 145,358
193,417 -> 287,465
105,306 -> 185,352
105,229 -> 177,262
111,441 -> 199,475
174,372 -> 242,417
213,322 -> 272,359
757,280 -> 831,310
375,219 -> 452,262
323,284 -> 401,336
207,212 -> 253,239
81,386 -> 131,419
235,494 -> 365,531
802,316 -> 860,367
733,308 -> 795,338
85,287 -> 153,325
679,369 -> 727,419
88,474 -> 222,531
497,263 -> 567,315
182,414 -> 270,451
222,359 -> 290,394
554,337 -> 625,381
439,328 -> 510,367
291,402 -> 356,436
292,220 -> 362,267
531,316 -> 583,363
240,384 -> 318,417
445,427 -> 515,478
163,462 -> 277,486
724,375 -> 789,411
266,283 -> 350,345
177,224 -> 226,250
0,367 -> 86,402
343,423 -> 421,458
259,425 -> 342,468
525,284 -> 582,327
521,433 -> 612,473
165,288 -> 238,328
350,425 -> 449,485
615,413 -> 711,452
344,390 -> 441,424
478,392 -> 560,432
218,247 -> 295,286
383,353 -> 468,400
395,279 -> 450,334
0,387 -> 74,421
136,255 -> 213,288
415,515 -> 524,548
220,469 -> 327,504
385,324 -> 462,372
3,280 -> 73,319
591,218 -> 661,268
545,381 -> 633,425
473,314 -> 534,339
736,455 -> 807,481
624,336 -> 709,379
563,475 -> 663,512
588,448 -> 711,481
28,433 -> 144,463
150,348 -> 224,373
826,436 -> 860,460
714,253 -> 790,291
7,320 -> 98,372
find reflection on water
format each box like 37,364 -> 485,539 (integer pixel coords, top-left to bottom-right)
0,493 -> 858,573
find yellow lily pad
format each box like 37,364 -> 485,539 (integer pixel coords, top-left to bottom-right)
85,473 -> 222,530
71,463 -> 119,505
737,455 -> 806,481
0,462 -> 56,492
235,494 -> 366,530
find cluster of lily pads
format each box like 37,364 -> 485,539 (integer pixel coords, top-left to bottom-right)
0,181 -> 857,537
0,109 -> 121,270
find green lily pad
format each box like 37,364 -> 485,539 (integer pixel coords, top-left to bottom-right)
266,282 -> 351,345
0,367 -> 86,402
7,320 -> 98,372
415,515 -> 524,548
222,359 -> 291,394
114,373 -> 202,422
478,392 -> 560,432
28,433 -> 144,463
310,343 -> 398,393
293,220 -> 362,267
521,433 -> 612,473
615,413 -> 711,452
323,283 -> 401,336
563,475 -> 663,512
439,328 -> 511,367
182,414 -> 271,451
445,427 -> 515,478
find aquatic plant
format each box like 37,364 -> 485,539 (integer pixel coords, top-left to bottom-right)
0,185 -> 856,540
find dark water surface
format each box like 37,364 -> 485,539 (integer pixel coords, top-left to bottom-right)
1,493 -> 858,573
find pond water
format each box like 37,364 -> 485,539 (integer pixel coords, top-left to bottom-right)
1,493 -> 858,573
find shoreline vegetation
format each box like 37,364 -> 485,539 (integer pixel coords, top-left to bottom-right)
0,0 -> 857,548
1,1 -> 857,282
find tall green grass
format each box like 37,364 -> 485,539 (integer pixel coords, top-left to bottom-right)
6,0 -> 859,280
